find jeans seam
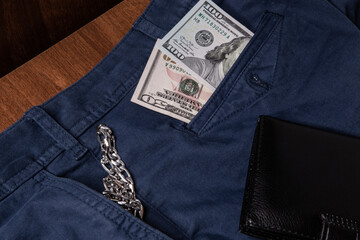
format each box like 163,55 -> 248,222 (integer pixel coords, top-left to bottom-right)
40,0 -> 161,112
39,172 -> 168,240
0,162 -> 41,199
78,149 -> 189,239
34,174 -> 140,240
137,193 -> 192,240
40,23 -> 135,110
67,50 -> 148,139
0,144 -> 63,201
202,89 -> 269,134
0,117 -> 26,140
184,12 -> 272,135
198,13 -> 282,135
52,186 -> 164,240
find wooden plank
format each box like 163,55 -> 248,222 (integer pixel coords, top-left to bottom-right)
0,0 -> 151,132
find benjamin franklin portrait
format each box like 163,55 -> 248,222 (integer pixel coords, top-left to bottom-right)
183,37 -> 250,88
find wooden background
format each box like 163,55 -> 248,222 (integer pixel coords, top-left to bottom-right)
0,0 -> 122,77
0,0 -> 151,133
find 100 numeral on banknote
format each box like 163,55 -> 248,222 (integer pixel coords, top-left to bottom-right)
131,40 -> 213,123
157,0 -> 253,90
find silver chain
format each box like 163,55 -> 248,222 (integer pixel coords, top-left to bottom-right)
96,124 -> 144,219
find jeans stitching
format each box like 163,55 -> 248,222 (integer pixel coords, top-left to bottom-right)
0,162 -> 40,199
137,193 -> 192,240
0,117 -> 26,140
202,89 -> 269,134
40,0 -> 161,111
66,48 -> 149,138
34,174 -> 140,240
186,12 -> 273,132
39,172 -> 168,240
53,186 -> 165,240
198,13 -> 282,135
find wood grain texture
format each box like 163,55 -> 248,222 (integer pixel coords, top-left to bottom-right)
0,0 -> 122,77
0,0 -> 151,133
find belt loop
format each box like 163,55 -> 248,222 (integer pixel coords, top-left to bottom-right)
24,106 -> 88,160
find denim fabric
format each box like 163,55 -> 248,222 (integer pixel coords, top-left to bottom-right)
1,0 -> 360,239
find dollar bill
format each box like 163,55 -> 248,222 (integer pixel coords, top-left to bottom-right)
131,40 -> 213,123
157,0 -> 253,90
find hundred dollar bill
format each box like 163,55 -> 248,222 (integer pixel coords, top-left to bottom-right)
157,0 -> 253,90
131,40 -> 213,123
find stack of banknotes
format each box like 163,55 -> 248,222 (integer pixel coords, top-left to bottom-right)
131,0 -> 253,123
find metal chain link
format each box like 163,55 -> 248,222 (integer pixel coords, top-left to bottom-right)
96,124 -> 144,219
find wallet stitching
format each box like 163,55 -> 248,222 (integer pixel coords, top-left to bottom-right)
244,117 -> 317,240
241,117 -> 264,232
248,224 -> 316,240
240,118 -> 261,229
322,213 -> 359,233
246,226 -> 298,240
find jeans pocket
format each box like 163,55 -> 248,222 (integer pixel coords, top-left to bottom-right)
32,170 -> 171,240
178,12 -> 284,136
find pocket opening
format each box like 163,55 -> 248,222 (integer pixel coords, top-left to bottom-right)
36,170 -> 173,240
176,12 -> 284,136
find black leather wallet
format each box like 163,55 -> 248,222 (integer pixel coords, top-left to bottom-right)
240,116 -> 360,240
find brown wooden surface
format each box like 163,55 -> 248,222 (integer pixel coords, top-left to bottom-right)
0,0 -> 122,77
0,0 -> 151,133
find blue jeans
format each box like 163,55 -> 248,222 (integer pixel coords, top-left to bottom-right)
1,0 -> 360,239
